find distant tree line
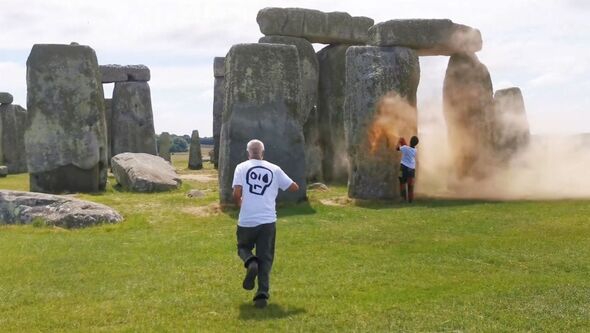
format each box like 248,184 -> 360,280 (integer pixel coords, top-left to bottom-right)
156,133 -> 214,153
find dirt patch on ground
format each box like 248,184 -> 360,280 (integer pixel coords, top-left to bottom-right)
179,174 -> 218,182
182,203 -> 222,217
319,196 -> 352,207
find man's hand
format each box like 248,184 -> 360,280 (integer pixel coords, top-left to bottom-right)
233,185 -> 243,207
287,182 -> 299,192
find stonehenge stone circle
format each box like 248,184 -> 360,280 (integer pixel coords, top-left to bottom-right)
0,190 -> 122,228
0,104 -> 28,174
25,43 -> 108,193
188,130 -> 203,170
345,46 -> 420,200
111,81 -> 157,156
100,64 -> 151,83
219,43 -> 307,204
0,92 -> 13,104
443,53 -> 495,180
212,56 -> 225,169
257,7 -> 374,44
317,44 -> 351,183
493,87 -> 530,160
368,19 -> 482,56
111,153 -> 182,192
158,132 -> 172,162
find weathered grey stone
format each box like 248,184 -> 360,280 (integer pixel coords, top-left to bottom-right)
0,104 -> 28,174
111,153 -> 181,192
99,64 -> 151,83
104,98 -> 113,162
186,189 -> 205,198
492,87 -> 530,160
345,46 -> 420,200
213,57 -> 225,77
443,53 -> 495,180
303,106 -> 323,182
257,7 -> 374,44
188,130 -> 203,170
0,190 -> 122,228
368,19 -> 482,56
219,43 -> 306,204
212,57 -> 225,169
317,45 -> 350,183
111,81 -> 157,156
0,166 -> 7,177
158,132 -> 171,162
25,43 -> 108,193
259,35 -> 318,124
0,92 -> 13,104
308,182 -> 328,191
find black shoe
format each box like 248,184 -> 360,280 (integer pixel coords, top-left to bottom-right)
242,261 -> 258,290
253,294 -> 268,308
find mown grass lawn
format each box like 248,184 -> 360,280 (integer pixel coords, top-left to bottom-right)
0,153 -> 589,332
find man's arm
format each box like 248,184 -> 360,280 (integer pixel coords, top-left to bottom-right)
287,182 -> 299,192
233,185 -> 243,207
396,137 -> 407,151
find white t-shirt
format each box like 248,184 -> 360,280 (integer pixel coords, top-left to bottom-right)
400,145 -> 416,169
232,159 -> 294,227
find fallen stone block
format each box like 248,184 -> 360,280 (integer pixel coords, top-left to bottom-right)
111,153 -> 181,192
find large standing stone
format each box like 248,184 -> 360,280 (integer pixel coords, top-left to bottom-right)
104,98 -> 113,162
0,104 -> 28,174
25,44 -> 108,193
443,53 -> 495,180
111,81 -> 157,156
100,64 -> 151,83
188,130 -> 203,170
344,46 -> 420,200
212,57 -> 225,169
0,92 -> 13,105
0,190 -> 122,228
158,132 -> 171,162
317,45 -> 350,183
259,35 -> 321,180
257,7 -> 374,45
111,153 -> 181,192
492,87 -> 530,160
368,19 -> 482,56
219,43 -> 306,204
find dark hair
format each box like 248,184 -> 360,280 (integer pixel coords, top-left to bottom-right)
410,136 -> 419,147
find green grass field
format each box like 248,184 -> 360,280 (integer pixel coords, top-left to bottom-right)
1,153 -> 589,332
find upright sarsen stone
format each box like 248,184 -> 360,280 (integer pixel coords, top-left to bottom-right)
0,104 -> 28,174
317,44 -> 350,183
344,46 -> 420,200
492,87 -> 530,160
158,132 -> 171,162
188,130 -> 203,170
111,81 -> 157,156
219,43 -> 306,204
259,35 -> 321,180
443,53 -> 495,180
25,44 -> 108,193
212,57 -> 225,169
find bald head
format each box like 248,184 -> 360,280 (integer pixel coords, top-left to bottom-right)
246,139 -> 265,160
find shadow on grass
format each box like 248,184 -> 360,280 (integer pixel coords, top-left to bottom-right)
238,302 -> 306,321
352,198 -> 501,210
221,201 -> 316,219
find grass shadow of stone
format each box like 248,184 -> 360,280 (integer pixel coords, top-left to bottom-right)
352,198 -> 502,210
220,201 -> 316,219
238,302 -> 306,321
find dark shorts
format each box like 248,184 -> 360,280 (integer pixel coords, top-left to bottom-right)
399,164 -> 415,183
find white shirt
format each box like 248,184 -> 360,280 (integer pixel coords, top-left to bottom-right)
232,159 -> 294,227
400,145 -> 416,169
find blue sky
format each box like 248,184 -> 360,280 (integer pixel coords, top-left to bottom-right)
1,0 -> 589,136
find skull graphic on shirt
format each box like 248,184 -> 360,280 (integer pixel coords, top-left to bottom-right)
246,166 -> 273,195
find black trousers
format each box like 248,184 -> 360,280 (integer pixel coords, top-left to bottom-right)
237,222 -> 276,297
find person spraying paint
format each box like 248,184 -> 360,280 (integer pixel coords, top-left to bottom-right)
397,136 -> 419,202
